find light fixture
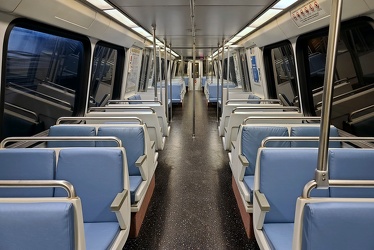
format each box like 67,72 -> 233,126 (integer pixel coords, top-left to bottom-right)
236,26 -> 256,37
104,9 -> 137,28
132,27 -> 152,38
251,8 -> 282,27
273,0 -> 298,9
86,0 -> 113,10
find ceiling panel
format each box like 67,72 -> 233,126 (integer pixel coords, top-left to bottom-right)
109,0 -> 276,57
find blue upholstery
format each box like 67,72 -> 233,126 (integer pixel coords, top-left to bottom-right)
171,83 -> 182,103
129,176 -> 143,204
290,126 -> 341,148
243,176 -> 254,201
0,202 -> 75,250
242,126 -> 290,176
329,149 -> 374,198
302,202 -> 374,250
0,149 -> 55,197
127,94 -> 142,104
84,222 -> 120,250
248,94 -> 261,104
263,223 -> 294,250
48,125 -> 96,147
55,148 -> 124,223
208,83 -> 236,102
259,148 -> 329,223
96,126 -> 144,176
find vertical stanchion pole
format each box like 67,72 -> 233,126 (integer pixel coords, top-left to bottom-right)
164,39 -> 168,119
216,43 -> 220,122
315,0 -> 343,188
159,48 -> 163,103
152,25 -> 158,101
226,46 -> 230,102
169,43 -> 173,122
192,43 -> 196,138
220,39 -> 225,117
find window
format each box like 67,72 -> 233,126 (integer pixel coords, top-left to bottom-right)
2,22 -> 88,140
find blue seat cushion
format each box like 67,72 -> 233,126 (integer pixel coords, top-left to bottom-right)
48,125 -> 96,147
96,126 -> 145,176
56,148 -> 124,223
260,148 -> 329,223
129,175 -> 143,204
243,175 -> 254,202
290,126 -> 341,148
84,222 -> 120,250
0,149 -> 55,197
263,223 -> 294,250
0,202 -> 75,250
302,202 -> 374,250
242,126 -> 290,176
329,149 -> 374,197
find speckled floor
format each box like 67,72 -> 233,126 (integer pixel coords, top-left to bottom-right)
124,91 -> 260,249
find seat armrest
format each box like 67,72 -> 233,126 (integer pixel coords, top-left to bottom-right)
238,154 -> 249,181
110,189 -> 129,230
231,141 -> 236,150
254,190 -> 270,230
135,155 -> 147,180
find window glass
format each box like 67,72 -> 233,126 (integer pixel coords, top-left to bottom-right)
3,25 -> 85,139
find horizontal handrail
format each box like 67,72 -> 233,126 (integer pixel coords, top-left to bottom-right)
108,99 -> 162,105
261,136 -> 374,147
5,102 -> 39,121
7,82 -> 72,109
56,116 -> 143,125
40,80 -> 75,94
348,104 -> 374,122
315,84 -> 374,109
225,99 -> 281,105
0,180 -> 76,198
89,106 -> 156,113
0,136 -> 122,148
232,106 -> 300,113
243,116 -> 320,125
303,180 -> 374,198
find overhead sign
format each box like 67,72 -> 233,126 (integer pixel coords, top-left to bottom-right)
291,0 -> 328,27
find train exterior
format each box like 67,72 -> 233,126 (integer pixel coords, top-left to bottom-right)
0,0 -> 373,249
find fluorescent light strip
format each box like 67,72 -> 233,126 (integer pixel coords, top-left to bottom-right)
236,26 -> 256,37
273,0 -> 298,9
104,9 -> 137,28
251,8 -> 282,27
132,27 -> 152,38
87,0 -> 113,10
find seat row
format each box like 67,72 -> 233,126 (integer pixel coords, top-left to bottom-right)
0,146 -> 130,250
254,147 -> 374,249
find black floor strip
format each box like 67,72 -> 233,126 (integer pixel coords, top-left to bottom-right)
124,91 -> 260,249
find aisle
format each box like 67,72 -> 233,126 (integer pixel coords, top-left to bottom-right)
124,91 -> 259,249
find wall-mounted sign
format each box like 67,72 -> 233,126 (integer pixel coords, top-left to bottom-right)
291,0 -> 328,27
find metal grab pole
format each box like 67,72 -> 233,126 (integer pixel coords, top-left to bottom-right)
164,39 -> 168,119
152,25 -> 158,101
220,39 -> 225,117
226,46 -> 230,102
315,0 -> 343,188
159,48 -> 163,103
169,43 -> 173,122
216,43 -> 220,122
192,42 -> 196,138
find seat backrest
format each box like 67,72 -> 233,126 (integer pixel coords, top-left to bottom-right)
55,148 -> 124,223
241,126 -> 290,175
302,201 -> 374,250
0,202 -> 75,250
96,126 -> 144,176
329,148 -> 374,198
48,125 -> 96,147
248,94 -> 261,104
290,125 -> 341,148
0,149 -> 55,197
258,148 -> 329,223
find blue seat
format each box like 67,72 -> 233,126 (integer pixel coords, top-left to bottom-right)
0,149 -> 55,197
329,148 -> 374,198
301,202 -> 374,250
290,126 -> 341,148
0,202 -> 75,250
248,94 -> 261,104
55,148 -> 129,249
254,148 -> 329,250
48,125 -> 96,147
127,94 -> 142,104
96,126 -> 146,204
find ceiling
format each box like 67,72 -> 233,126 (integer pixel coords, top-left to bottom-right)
109,0 -> 277,58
